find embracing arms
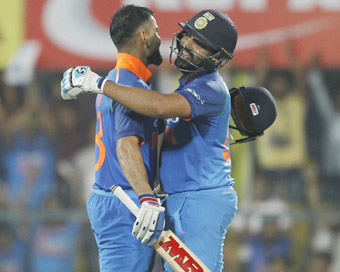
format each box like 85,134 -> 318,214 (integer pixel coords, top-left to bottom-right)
61,66 -> 191,118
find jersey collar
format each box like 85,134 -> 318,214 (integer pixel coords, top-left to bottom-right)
115,52 -> 152,82
178,69 -> 218,87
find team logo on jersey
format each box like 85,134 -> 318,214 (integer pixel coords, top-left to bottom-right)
166,117 -> 180,124
194,17 -> 208,29
185,88 -> 205,104
249,103 -> 259,116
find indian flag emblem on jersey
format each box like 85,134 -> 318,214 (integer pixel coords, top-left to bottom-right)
203,12 -> 215,21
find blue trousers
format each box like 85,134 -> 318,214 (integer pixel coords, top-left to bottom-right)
87,189 -> 155,272
163,186 -> 238,272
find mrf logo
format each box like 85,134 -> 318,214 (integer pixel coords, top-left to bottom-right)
249,103 -> 259,116
159,235 -> 204,272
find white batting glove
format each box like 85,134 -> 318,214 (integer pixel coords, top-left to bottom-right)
132,194 -> 165,246
60,66 -> 107,100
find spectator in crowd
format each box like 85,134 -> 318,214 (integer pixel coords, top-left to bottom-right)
268,256 -> 291,272
68,121 -> 96,203
307,251 -> 332,272
45,75 -> 96,207
56,120 -> 96,205
244,216 -> 292,272
0,84 -> 25,116
30,190 -> 81,272
0,222 -> 27,272
254,40 -> 311,205
2,82 -> 56,209
54,103 -> 84,161
307,55 -> 340,205
0,92 -> 7,207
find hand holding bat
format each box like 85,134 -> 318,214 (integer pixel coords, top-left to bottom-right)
110,185 -> 211,272
133,194 -> 165,246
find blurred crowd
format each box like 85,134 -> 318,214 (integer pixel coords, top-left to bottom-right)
0,71 -> 99,271
1,42 -> 340,272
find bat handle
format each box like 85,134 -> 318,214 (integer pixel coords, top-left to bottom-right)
110,185 -> 140,217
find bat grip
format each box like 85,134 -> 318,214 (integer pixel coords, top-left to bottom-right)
110,185 -> 140,217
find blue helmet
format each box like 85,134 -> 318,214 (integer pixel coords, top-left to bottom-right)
230,86 -> 277,144
170,10 -> 238,73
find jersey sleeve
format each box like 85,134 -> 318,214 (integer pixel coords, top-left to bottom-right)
113,103 -> 145,141
177,79 -> 228,118
112,79 -> 148,141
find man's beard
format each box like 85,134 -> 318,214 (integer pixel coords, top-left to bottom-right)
147,44 -> 163,66
175,56 -> 195,71
175,50 -> 203,72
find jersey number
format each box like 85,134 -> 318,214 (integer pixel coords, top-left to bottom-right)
223,133 -> 231,163
95,111 -> 106,171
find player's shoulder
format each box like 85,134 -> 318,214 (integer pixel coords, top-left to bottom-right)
178,72 -> 228,108
189,71 -> 227,94
107,68 -> 148,89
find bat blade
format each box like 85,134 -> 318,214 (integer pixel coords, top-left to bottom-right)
154,230 -> 211,272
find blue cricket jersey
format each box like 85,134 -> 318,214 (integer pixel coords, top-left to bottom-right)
93,53 -> 159,191
160,70 -> 234,193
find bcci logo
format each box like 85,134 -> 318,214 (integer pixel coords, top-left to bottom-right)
194,12 -> 215,30
194,17 -> 208,29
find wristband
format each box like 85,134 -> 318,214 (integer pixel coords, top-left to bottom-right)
97,77 -> 108,92
138,194 -> 159,206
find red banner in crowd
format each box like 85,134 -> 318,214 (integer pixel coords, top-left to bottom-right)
25,0 -> 340,69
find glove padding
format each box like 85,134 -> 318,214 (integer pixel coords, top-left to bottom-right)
60,66 -> 107,100
132,194 -> 165,246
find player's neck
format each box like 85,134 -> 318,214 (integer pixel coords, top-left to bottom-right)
181,72 -> 201,83
118,47 -> 148,67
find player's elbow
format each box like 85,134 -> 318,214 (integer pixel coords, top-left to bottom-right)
116,136 -> 140,156
151,103 -> 169,118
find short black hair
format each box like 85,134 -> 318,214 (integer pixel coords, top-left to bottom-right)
110,5 -> 154,49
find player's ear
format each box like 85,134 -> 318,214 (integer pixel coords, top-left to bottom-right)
139,28 -> 149,47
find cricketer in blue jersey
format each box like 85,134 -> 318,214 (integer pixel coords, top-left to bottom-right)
87,52 -> 160,272
161,71 -> 234,193
62,9 -> 239,272
64,5 -> 167,272
160,71 -> 237,272
92,53 -> 158,192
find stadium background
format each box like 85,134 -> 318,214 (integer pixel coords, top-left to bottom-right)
1,0 -> 340,271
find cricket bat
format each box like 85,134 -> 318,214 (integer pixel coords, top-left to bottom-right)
110,185 -> 211,272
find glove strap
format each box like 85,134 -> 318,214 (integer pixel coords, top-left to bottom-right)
139,194 -> 159,206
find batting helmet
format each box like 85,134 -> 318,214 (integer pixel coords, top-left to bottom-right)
169,10 -> 238,73
229,86 -> 277,144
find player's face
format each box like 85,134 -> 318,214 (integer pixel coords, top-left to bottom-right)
175,33 -> 213,71
146,16 -> 163,66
